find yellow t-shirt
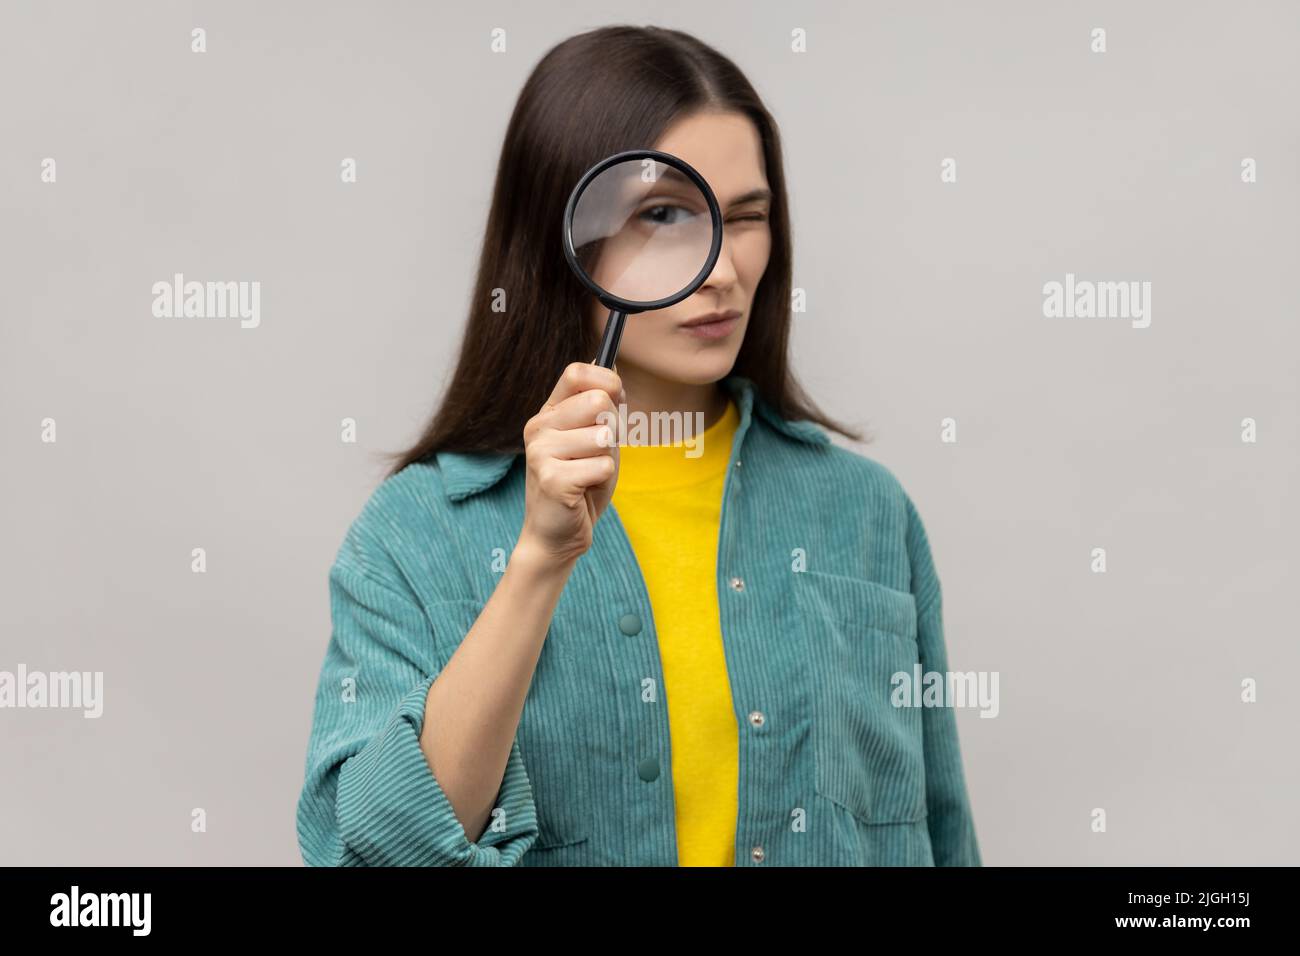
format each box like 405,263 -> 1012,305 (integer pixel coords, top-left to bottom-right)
610,397 -> 741,866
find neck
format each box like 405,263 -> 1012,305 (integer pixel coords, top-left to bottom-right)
616,366 -> 730,443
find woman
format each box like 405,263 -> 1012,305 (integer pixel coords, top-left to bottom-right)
296,24 -> 980,867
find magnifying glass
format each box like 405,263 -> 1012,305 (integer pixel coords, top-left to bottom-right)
562,149 -> 724,369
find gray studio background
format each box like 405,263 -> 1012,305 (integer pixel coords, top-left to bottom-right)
2,1 -> 1296,865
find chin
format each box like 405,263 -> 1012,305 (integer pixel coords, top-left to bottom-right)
653,348 -> 741,387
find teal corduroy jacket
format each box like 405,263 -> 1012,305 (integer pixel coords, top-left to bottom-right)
296,374 -> 981,866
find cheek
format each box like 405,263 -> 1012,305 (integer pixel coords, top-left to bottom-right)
735,230 -> 772,286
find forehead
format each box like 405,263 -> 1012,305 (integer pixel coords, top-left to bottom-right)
653,111 -> 768,203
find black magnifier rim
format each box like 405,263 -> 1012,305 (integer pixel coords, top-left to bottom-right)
562,148 -> 724,313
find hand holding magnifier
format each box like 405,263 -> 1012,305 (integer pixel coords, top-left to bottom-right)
562,149 -> 724,369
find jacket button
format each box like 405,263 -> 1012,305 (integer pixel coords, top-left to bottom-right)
637,757 -> 660,782
748,710 -> 765,728
618,613 -> 642,636
729,577 -> 745,592
751,845 -> 765,863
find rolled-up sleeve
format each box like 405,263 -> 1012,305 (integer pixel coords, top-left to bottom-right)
904,493 -> 983,867
296,541 -> 539,866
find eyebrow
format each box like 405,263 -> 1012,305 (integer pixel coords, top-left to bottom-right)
726,188 -> 772,208
651,168 -> 772,209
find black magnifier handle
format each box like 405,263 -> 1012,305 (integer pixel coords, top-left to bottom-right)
593,307 -> 627,369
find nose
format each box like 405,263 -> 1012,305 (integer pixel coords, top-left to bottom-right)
699,229 -> 739,294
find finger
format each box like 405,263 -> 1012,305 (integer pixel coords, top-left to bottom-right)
536,385 -> 620,435
535,454 -> 617,500
543,361 -> 622,412
536,423 -> 620,462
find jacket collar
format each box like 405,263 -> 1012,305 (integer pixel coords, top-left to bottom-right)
437,373 -> 830,503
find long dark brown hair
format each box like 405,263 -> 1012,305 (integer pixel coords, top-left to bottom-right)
386,25 -> 863,476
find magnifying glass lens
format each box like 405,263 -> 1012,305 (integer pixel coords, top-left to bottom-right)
570,158 -> 716,304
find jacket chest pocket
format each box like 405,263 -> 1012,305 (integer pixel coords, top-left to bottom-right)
792,571 -> 928,825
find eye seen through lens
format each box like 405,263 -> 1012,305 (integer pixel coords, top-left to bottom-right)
570,157 -> 717,305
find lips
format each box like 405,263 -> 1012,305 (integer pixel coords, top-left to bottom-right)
678,309 -> 742,340
680,309 -> 742,328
